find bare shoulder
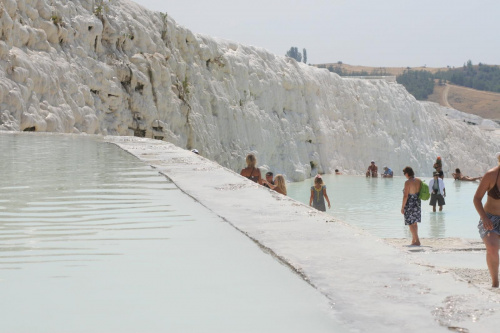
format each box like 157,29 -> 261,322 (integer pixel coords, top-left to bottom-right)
485,166 -> 499,176
482,167 -> 497,180
481,167 -> 499,184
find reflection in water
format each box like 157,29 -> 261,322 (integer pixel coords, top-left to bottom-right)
288,174 -> 482,238
428,212 -> 446,238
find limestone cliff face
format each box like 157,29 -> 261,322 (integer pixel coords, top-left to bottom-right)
0,0 -> 498,180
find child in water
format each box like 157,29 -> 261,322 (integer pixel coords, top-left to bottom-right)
309,175 -> 331,212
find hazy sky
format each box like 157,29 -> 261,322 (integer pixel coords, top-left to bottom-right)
134,0 -> 499,68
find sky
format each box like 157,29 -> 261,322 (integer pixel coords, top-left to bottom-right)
133,0 -> 500,68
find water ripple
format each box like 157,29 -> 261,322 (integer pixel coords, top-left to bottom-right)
0,134 -> 195,270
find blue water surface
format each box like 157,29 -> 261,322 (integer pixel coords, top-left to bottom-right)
288,174 -> 484,239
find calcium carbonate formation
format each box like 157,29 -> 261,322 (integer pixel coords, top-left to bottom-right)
0,0 -> 498,180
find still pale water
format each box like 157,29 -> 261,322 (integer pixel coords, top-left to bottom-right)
288,174 -> 483,239
0,133 -> 345,333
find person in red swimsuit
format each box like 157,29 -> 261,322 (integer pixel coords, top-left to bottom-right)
474,153 -> 500,288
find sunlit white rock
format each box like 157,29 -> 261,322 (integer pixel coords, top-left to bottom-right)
0,0 -> 498,179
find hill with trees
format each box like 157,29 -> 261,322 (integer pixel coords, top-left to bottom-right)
314,61 -> 500,121
433,60 -> 500,93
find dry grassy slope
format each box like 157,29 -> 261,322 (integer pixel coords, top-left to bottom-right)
317,63 -> 500,121
427,83 -> 500,121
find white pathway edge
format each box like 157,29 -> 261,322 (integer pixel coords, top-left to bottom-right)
107,136 -> 500,333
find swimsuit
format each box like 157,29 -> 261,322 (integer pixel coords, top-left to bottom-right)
246,168 -> 259,183
404,193 -> 421,225
478,212 -> 500,238
487,169 -> 500,199
311,185 -> 326,212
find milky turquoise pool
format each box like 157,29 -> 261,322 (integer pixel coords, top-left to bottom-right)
288,174 -> 483,239
0,133 -> 345,333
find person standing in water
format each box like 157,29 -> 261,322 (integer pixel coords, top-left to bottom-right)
310,175 -> 331,212
473,153 -> 500,288
401,166 -> 422,246
428,172 -> 446,212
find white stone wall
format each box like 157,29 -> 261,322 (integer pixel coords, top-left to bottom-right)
0,0 -> 498,180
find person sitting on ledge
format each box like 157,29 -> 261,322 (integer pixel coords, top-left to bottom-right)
366,160 -> 378,177
433,156 -> 443,173
382,166 -> 393,178
262,172 -> 274,189
240,153 -> 262,184
452,168 -> 481,181
262,174 -> 287,195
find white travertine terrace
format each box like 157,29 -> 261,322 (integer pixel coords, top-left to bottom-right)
0,0 -> 498,180
107,135 -> 500,333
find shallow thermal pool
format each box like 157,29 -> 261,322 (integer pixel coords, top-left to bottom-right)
287,173 -> 484,239
0,133 -> 346,333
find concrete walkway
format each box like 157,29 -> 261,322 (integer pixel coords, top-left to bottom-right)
107,136 -> 500,333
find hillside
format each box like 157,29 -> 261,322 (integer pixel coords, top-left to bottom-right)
427,83 -> 500,121
317,63 -> 444,76
317,63 -> 500,121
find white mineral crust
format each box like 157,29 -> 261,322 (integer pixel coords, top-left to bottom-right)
0,0 -> 498,179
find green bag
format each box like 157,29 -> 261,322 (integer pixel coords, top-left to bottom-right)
419,181 -> 430,200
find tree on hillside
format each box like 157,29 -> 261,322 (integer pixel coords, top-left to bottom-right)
303,48 -> 307,64
434,60 -> 500,93
285,47 -> 302,62
396,70 -> 435,100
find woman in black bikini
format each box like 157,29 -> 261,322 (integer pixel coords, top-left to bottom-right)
240,153 -> 262,184
474,153 -> 500,288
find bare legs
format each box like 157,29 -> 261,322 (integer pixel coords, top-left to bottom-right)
409,223 -> 420,246
432,204 -> 443,212
483,233 -> 500,288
